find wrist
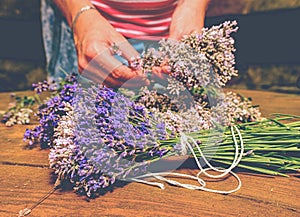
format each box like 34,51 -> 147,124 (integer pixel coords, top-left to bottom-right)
71,6 -> 97,31
180,0 -> 210,13
53,0 -> 96,27
72,9 -> 102,45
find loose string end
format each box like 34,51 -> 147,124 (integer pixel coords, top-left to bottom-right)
17,177 -> 61,216
131,177 -> 165,189
18,208 -> 31,217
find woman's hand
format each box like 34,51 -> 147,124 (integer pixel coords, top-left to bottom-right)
169,0 -> 210,40
73,9 -> 148,87
54,0 -> 147,88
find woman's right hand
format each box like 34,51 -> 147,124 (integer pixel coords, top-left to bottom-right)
73,9 -> 147,87
54,0 -> 148,88
72,8 -> 148,88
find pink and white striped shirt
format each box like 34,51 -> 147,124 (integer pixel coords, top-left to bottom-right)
90,0 -> 178,40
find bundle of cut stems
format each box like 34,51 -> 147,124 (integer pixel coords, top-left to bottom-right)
163,114 -> 300,177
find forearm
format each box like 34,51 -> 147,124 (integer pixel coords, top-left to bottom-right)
191,0 -> 210,26
170,0 -> 210,40
177,0 -> 210,24
180,0 -> 210,13
53,0 -> 96,27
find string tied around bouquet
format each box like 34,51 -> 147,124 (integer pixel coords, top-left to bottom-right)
132,125 -> 244,194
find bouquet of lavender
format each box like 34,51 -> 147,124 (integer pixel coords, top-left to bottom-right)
20,21 -> 300,201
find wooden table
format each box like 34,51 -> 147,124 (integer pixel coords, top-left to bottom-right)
0,89 -> 299,217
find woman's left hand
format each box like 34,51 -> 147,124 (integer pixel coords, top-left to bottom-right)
169,0 -> 210,40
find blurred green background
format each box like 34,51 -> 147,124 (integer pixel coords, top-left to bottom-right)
0,0 -> 299,93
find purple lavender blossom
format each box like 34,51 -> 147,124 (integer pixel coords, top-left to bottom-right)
47,83 -> 170,197
24,75 -> 78,148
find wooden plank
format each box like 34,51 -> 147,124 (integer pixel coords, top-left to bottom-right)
228,89 -> 300,116
0,91 -> 48,166
1,165 -> 299,217
0,90 -> 300,217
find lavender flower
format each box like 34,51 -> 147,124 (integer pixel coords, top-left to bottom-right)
32,73 -> 77,94
32,80 -> 56,94
219,91 -> 262,123
182,20 -> 239,86
47,82 -> 170,197
24,76 -> 78,148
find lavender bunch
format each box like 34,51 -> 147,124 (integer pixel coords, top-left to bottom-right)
134,20 -> 260,133
47,83 -> 172,197
132,21 -> 240,123
137,38 -> 217,109
182,20 -> 239,86
139,21 -> 238,89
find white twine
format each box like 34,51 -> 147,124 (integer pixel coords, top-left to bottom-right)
131,125 -> 244,194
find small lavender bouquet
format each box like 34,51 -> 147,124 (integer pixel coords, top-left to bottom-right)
21,21 -> 300,201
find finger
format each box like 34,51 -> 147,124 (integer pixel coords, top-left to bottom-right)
82,68 -> 127,88
161,65 -> 171,74
95,49 -> 126,76
116,40 -> 141,60
95,49 -> 149,86
150,58 -> 171,80
87,49 -> 138,81
82,66 -> 149,89
110,63 -> 139,81
104,75 -> 150,89
148,69 -> 169,87
81,51 -> 149,88
81,64 -> 145,88
108,65 -> 150,88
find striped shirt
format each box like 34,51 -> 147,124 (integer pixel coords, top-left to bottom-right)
90,0 -> 178,40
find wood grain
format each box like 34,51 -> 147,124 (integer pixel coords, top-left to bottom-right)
0,89 -> 299,217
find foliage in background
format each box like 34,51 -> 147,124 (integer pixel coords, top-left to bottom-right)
230,65 -> 300,93
245,0 -> 300,13
0,0 -> 40,20
0,60 -> 46,92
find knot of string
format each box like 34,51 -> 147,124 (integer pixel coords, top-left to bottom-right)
132,125 -> 244,194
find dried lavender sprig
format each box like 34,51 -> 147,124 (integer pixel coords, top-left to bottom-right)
1,95 -> 36,127
52,98 -> 300,197
137,88 -> 262,134
2,73 -> 78,128
182,20 -> 239,86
